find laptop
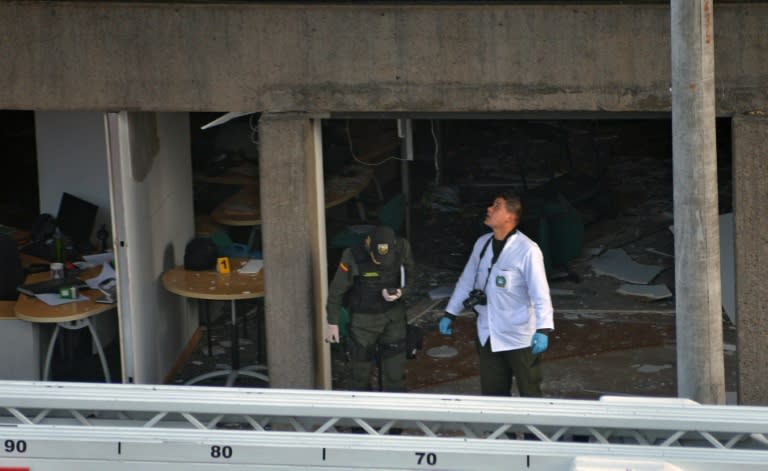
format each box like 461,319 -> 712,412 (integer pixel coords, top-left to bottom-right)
56,192 -> 99,252
21,193 -> 99,261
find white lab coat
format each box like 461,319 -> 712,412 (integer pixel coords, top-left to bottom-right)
445,231 -> 554,352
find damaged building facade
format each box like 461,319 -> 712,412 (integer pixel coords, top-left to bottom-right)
1,2 -> 766,404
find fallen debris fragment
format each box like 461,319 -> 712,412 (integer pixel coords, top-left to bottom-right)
426,345 -> 459,359
645,248 -> 673,258
617,284 -> 672,300
428,286 -> 454,300
584,247 -> 605,257
591,248 -> 663,284
634,364 -> 673,374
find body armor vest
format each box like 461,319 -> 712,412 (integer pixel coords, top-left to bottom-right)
347,245 -> 402,313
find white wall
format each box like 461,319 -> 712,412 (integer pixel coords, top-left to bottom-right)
35,111 -> 111,244
108,112 -> 196,384
35,111 -> 197,384
34,111 -> 117,355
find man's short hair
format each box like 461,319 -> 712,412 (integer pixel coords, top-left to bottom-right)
496,191 -> 523,218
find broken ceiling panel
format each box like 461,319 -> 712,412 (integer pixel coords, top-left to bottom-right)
591,248 -> 663,284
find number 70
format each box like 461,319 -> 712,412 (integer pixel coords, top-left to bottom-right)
415,451 -> 437,465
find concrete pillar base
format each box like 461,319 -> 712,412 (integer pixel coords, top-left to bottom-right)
732,115 -> 768,405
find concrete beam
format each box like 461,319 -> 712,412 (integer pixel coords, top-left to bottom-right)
258,113 -> 319,388
732,114 -> 768,406
1,3 -> 768,113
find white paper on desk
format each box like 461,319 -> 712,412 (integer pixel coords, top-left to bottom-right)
35,293 -> 90,306
85,262 -> 117,290
82,252 -> 115,266
238,259 -> 264,274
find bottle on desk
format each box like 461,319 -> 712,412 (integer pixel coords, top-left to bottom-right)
53,229 -> 64,263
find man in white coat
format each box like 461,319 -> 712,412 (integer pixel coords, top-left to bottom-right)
439,192 -> 554,397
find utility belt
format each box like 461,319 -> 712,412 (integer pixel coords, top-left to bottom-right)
350,302 -> 404,315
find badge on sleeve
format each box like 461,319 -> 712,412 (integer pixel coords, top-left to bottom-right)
339,262 -> 349,272
495,275 -> 506,287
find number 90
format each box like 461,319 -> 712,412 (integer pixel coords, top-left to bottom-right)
4,439 -> 27,453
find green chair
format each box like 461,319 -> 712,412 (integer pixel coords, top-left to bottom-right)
521,195 -> 584,274
376,193 -> 406,233
209,230 -> 262,259
329,193 -> 406,249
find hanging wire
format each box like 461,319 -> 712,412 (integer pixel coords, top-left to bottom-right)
430,119 -> 440,186
347,120 -> 408,166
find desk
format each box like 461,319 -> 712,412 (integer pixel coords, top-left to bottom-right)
0,224 -> 31,246
14,264 -> 115,382
161,260 -> 268,386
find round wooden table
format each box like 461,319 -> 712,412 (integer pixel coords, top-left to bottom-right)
161,260 -> 268,386
210,165 -> 375,228
14,265 -> 116,382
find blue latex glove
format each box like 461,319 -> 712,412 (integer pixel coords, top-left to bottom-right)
530,332 -> 549,355
438,316 -> 453,336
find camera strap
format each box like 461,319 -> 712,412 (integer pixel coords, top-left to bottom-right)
470,237 -> 493,292
475,229 -> 516,292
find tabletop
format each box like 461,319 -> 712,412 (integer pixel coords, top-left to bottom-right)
195,163 -> 259,186
14,264 -> 115,324
210,183 -> 262,227
161,259 -> 265,301
211,165 -> 374,227
0,300 -> 16,320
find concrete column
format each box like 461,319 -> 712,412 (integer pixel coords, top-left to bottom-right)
670,0 -> 725,404
258,113 -> 321,388
732,115 -> 768,405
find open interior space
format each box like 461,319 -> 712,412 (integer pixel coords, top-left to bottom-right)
161,116 -> 738,401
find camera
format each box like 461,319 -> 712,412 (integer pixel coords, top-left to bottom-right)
463,289 -> 487,310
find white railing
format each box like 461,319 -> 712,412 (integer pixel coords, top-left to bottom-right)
0,381 -> 765,470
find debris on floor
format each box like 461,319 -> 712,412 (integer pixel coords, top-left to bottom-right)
427,286 -> 453,300
426,345 -> 458,359
617,284 -> 672,300
634,364 -> 673,374
591,248 -> 663,284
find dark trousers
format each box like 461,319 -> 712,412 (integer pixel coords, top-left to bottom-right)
348,307 -> 406,392
477,338 -> 543,397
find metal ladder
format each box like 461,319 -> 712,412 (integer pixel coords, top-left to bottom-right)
0,381 -> 765,470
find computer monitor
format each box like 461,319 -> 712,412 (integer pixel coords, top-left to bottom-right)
56,192 -> 99,247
